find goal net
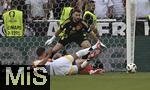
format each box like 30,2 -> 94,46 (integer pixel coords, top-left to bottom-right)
0,0 -> 127,72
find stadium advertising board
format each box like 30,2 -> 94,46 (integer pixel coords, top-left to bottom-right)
0,20 -> 149,36
46,20 -> 149,36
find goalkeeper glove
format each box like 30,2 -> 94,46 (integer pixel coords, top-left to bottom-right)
45,35 -> 56,45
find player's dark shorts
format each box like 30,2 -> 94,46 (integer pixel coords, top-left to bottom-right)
58,36 -> 87,46
148,18 -> 150,27
0,15 -> 2,20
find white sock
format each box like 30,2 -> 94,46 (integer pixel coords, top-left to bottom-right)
76,41 -> 99,58
81,60 -> 89,68
92,44 -> 97,50
92,41 -> 100,50
76,48 -> 90,57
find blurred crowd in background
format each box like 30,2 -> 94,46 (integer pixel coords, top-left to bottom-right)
0,0 -> 149,20
0,0 -> 150,36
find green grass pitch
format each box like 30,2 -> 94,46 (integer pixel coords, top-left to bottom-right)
50,72 -> 150,90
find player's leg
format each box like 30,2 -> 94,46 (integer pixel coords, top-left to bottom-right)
50,37 -> 71,58
67,65 -> 78,75
68,60 -> 92,75
73,40 -> 100,60
76,58 -> 104,75
76,58 -> 105,75
50,43 -> 63,58
81,39 -> 102,58
80,40 -> 91,48
68,62 -> 103,75
89,60 -> 105,75
59,40 -> 101,75
51,41 -> 100,76
73,35 -> 91,49
80,40 -> 91,59
89,68 -> 105,75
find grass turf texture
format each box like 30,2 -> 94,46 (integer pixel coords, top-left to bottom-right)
50,72 -> 150,90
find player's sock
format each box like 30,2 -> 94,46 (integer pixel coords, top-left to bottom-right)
81,41 -> 100,59
76,41 -> 100,58
92,40 -> 100,50
81,60 -> 90,68
82,53 -> 90,59
76,48 -> 91,57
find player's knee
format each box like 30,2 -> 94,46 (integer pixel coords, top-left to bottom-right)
81,40 -> 91,48
52,43 -> 63,53
52,48 -> 57,53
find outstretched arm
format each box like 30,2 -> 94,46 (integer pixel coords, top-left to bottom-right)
45,28 -> 63,45
45,21 -> 69,45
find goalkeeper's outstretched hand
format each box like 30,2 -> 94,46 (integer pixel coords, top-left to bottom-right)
45,35 -> 56,45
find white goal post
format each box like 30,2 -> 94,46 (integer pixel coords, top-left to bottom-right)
126,0 -> 136,64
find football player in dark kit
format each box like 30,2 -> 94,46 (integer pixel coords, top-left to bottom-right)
45,8 -> 105,58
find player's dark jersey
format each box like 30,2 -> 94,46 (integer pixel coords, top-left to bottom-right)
58,18 -> 91,46
60,18 -> 90,39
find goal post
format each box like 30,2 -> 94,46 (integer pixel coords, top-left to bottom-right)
126,0 -> 136,64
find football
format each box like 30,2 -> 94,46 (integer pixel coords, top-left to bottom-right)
126,63 -> 137,73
